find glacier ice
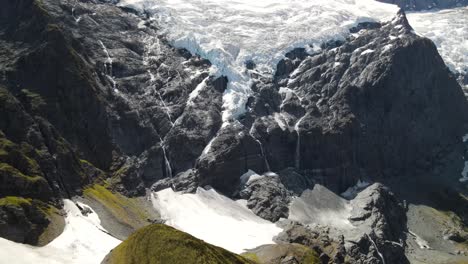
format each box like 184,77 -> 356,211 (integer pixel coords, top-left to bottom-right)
119,0 -> 398,123
407,7 -> 468,79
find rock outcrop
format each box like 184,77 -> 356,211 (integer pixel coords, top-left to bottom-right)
196,10 -> 468,196
275,184 -> 409,264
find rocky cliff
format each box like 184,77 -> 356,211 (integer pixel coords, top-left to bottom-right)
1,0 -> 467,260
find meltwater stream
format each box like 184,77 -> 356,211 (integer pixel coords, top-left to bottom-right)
119,0 -> 398,124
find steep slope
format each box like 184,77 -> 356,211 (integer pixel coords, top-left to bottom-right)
0,0 -> 467,263
102,224 -> 254,264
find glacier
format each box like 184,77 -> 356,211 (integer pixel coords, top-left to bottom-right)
119,0 -> 398,123
407,7 -> 468,83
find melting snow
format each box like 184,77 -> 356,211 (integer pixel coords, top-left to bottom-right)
360,49 -> 375,55
119,0 -> 398,124
152,187 -> 282,253
0,200 -> 121,264
289,185 -> 354,230
407,7 -> 468,77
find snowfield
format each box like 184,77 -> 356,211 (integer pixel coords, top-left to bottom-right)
152,187 -> 282,253
407,7 -> 468,80
0,200 -> 121,264
119,0 -> 398,123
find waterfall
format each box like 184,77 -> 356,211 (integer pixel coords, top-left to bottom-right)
98,40 -> 117,91
366,234 -> 386,264
295,116 -> 305,170
143,37 -> 174,126
249,127 -> 271,172
72,0 -> 82,23
160,143 -> 173,179
160,142 -> 175,190
147,70 -> 175,127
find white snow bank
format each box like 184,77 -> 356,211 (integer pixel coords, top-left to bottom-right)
119,0 -> 398,123
408,230 -> 431,249
152,187 -> 282,253
407,7 -> 468,77
0,200 -> 121,264
289,185 -> 354,230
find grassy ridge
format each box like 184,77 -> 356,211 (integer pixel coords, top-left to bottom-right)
104,224 -> 255,264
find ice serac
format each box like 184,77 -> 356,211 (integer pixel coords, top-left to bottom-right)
194,10 -> 468,195
119,0 -> 399,124
407,7 -> 468,91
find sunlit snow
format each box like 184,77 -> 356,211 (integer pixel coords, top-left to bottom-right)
119,0 -> 398,123
152,187 -> 282,253
407,7 -> 468,79
0,200 -> 121,264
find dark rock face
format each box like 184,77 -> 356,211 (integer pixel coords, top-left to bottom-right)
347,184 -> 408,264
1,0 -> 467,248
377,0 -> 468,10
239,173 -> 291,222
196,11 -> 468,196
0,199 -> 50,245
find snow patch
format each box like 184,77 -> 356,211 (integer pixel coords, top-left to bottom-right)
289,185 -> 354,230
0,200 -> 121,264
152,187 -> 282,253
187,76 -> 209,106
408,230 -> 431,249
360,49 -> 375,55
381,43 -> 393,53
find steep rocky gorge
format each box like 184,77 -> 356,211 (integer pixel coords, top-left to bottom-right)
1,0 -> 468,263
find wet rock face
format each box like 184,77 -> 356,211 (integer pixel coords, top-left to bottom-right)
196,11 -> 468,196
1,0 -> 467,248
377,0 -> 468,10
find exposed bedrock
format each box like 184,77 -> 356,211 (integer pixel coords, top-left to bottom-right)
1,0 -> 468,248
275,184 -> 409,264
196,11 -> 468,196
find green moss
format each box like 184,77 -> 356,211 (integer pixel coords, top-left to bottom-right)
0,135 -> 42,177
20,89 -> 46,111
0,163 -> 43,183
241,253 -> 260,263
114,165 -> 129,178
83,184 -> 150,228
0,196 -> 32,207
105,224 -> 255,264
0,137 -> 15,157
